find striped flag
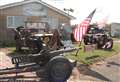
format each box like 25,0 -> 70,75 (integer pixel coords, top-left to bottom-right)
74,9 -> 96,42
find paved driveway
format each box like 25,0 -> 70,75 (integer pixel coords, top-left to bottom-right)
76,53 -> 120,82
90,53 -> 120,82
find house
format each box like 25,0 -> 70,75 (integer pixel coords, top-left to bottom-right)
111,23 -> 120,37
0,0 -> 75,42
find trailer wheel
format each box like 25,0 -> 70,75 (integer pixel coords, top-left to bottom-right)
47,56 -> 72,82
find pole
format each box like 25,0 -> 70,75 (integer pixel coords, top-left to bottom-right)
75,40 -> 82,56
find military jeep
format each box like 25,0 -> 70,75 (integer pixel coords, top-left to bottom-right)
84,24 -> 113,50
13,22 -> 54,53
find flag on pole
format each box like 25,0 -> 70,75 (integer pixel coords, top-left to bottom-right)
74,9 -> 96,42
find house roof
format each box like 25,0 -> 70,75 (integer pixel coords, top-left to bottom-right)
0,0 -> 75,19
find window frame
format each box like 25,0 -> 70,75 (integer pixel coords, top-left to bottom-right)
7,16 -> 24,28
7,16 -> 15,28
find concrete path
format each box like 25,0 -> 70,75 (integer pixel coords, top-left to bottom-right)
90,53 -> 120,82
75,53 -> 120,82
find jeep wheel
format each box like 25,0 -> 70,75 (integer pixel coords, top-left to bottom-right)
103,39 -> 113,50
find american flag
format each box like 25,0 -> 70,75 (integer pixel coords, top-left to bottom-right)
74,9 -> 96,42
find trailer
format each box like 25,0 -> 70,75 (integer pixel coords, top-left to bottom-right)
0,47 -> 80,82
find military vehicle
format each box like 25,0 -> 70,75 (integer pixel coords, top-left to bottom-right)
13,22 -> 57,54
13,26 -> 44,54
84,24 -> 113,49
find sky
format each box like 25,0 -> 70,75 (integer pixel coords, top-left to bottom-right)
0,0 -> 120,25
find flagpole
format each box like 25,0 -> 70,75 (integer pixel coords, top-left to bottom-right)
74,9 -> 96,57
75,42 -> 81,56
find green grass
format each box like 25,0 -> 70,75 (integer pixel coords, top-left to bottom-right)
0,41 -> 16,53
66,43 -> 120,65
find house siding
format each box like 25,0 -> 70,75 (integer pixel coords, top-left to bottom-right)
48,8 -> 70,24
0,14 -> 14,42
1,5 -> 23,16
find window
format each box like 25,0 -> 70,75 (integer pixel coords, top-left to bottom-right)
48,17 -> 58,29
7,16 -> 24,28
7,16 -> 14,28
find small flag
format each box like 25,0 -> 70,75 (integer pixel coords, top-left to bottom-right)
74,9 -> 96,42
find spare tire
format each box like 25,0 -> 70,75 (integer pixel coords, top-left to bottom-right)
103,39 -> 113,50
47,56 -> 72,82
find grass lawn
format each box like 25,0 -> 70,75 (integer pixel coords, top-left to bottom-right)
66,42 -> 120,65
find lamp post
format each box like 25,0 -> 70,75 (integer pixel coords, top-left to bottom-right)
63,8 -> 74,16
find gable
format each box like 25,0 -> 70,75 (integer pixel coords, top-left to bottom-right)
23,2 -> 48,16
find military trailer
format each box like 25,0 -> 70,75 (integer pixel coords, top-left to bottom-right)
84,24 -> 113,50
0,45 -> 79,82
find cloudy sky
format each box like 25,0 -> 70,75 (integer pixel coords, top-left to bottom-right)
0,0 -> 120,24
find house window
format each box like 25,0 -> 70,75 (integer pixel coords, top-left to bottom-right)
48,17 -> 58,29
7,16 -> 24,28
7,16 -> 14,28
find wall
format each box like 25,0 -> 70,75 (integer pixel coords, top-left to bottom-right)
111,23 -> 120,37
48,8 -> 70,24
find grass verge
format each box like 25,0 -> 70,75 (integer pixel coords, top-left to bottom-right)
66,43 -> 120,65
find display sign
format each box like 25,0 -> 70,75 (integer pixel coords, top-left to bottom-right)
23,2 -> 47,16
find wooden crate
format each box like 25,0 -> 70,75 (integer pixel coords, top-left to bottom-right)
84,44 -> 97,52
